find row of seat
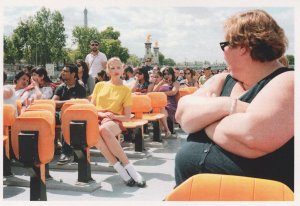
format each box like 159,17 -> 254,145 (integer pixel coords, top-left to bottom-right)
3,93 -> 173,200
5,87 -> 293,201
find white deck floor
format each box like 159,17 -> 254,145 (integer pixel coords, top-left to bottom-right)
3,126 -> 188,202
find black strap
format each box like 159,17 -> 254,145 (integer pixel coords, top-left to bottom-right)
220,67 -> 293,103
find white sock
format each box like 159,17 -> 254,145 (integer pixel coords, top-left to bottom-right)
113,162 -> 131,182
125,163 -> 143,183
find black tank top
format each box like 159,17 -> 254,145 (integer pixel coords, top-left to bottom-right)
187,67 -> 294,190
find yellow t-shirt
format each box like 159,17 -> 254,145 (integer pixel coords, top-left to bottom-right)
92,81 -> 132,115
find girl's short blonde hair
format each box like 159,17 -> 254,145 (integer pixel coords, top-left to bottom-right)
106,57 -> 122,72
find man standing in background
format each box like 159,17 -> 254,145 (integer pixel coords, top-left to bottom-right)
85,40 -> 107,81
199,65 -> 213,85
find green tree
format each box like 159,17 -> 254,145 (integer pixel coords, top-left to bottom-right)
286,54 -> 294,66
126,54 -> 141,67
99,27 -> 129,62
159,52 -> 165,66
8,7 -> 66,66
72,26 -> 129,62
100,26 -> 120,40
163,58 -> 176,66
4,36 -> 17,64
48,10 -> 67,66
72,26 -> 101,59
67,48 -> 82,63
12,18 -> 35,63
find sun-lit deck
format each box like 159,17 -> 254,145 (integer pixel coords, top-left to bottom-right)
3,124 -> 186,201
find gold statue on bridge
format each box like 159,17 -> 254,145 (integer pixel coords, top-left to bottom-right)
154,41 -> 159,47
146,34 -> 151,43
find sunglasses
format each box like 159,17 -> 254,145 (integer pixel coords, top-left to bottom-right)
163,73 -> 170,76
91,44 -> 98,46
220,41 -> 230,51
184,72 -> 191,75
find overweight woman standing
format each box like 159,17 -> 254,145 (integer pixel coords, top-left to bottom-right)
175,9 -> 294,191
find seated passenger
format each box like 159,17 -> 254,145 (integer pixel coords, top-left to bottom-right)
91,57 -> 146,187
52,64 -> 87,164
132,67 -> 151,94
153,67 -> 180,137
175,9 -> 294,191
24,67 -> 55,103
76,59 -> 95,96
179,67 -> 199,88
3,71 -> 17,116
12,71 -> 31,108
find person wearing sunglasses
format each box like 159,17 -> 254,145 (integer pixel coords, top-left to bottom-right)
152,67 -> 180,137
52,64 -> 87,165
85,40 -> 107,81
147,71 -> 163,92
175,9 -> 294,191
179,67 -> 199,88
76,59 -> 95,96
198,65 -> 213,85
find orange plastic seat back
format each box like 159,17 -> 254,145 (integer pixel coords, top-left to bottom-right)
16,99 -> 22,115
176,87 -> 198,102
61,99 -> 90,115
11,110 -> 55,164
3,104 -> 17,158
27,103 -> 56,114
26,104 -> 56,133
165,174 -> 294,201
61,103 -> 99,147
131,95 -> 152,119
4,104 -> 16,128
147,92 -> 167,113
32,99 -> 56,108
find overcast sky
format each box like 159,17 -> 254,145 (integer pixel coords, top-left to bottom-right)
2,0 -> 295,64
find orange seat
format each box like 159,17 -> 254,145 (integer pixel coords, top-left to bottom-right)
142,92 -> 168,141
61,99 -> 90,115
61,103 -> 99,147
32,99 -> 56,108
142,92 -> 167,121
11,110 -> 55,165
16,99 -> 22,115
26,103 -> 56,114
25,103 -> 56,136
123,94 -> 150,133
3,104 -> 17,158
176,86 -> 198,102
123,94 -> 151,151
131,94 -> 152,119
164,174 -> 294,201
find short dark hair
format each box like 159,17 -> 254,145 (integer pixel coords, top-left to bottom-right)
14,71 -> 30,84
64,63 -> 78,79
125,66 -> 134,74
